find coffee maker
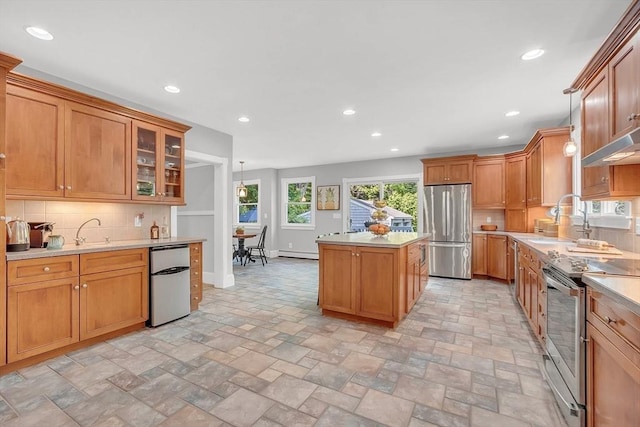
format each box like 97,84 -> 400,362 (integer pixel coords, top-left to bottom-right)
28,222 -> 55,248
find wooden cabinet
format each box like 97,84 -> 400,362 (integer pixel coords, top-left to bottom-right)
515,243 -> 545,345
319,239 -> 428,327
609,32 -> 640,141
507,237 -> 515,283
5,85 -> 65,198
505,208 -> 527,233
190,242 -> 203,311
586,287 -> 640,427
406,241 -> 427,313
487,234 -> 507,280
472,234 -> 487,275
0,52 -> 22,367
133,121 -> 184,203
7,255 -> 80,362
524,128 -> 571,207
505,154 -> 528,232
6,249 -> 148,363
5,72 -> 190,204
580,67 -> 640,199
422,155 -> 475,185
473,156 -> 505,209
79,249 -> 148,340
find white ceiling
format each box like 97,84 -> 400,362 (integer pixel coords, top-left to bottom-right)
0,0 -> 632,172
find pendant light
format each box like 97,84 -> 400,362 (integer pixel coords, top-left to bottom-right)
563,88 -> 578,157
237,161 -> 247,198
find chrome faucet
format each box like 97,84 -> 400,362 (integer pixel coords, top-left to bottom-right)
75,217 -> 101,245
554,193 -> 591,239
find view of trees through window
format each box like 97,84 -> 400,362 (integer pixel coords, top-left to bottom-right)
238,183 -> 258,224
287,181 -> 313,223
350,181 -> 418,230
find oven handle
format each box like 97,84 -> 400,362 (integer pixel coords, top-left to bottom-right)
542,268 -> 578,297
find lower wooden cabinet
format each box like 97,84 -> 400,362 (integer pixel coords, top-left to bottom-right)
515,244 -> 546,345
472,233 -> 507,280
318,239 -> 428,327
472,234 -> 487,275
190,242 -> 203,311
6,249 -> 148,363
585,287 -> 640,427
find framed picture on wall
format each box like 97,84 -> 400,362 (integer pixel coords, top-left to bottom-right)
317,185 -> 340,210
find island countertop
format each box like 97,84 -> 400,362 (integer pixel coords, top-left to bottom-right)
316,232 -> 430,248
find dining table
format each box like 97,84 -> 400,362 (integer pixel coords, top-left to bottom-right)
233,232 -> 257,264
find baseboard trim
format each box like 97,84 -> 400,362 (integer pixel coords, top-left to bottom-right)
276,251 -> 319,260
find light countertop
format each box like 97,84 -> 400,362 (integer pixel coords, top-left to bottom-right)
582,273 -> 640,316
6,237 -> 206,261
316,232 -> 430,248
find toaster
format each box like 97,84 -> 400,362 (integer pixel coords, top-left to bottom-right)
28,222 -> 55,248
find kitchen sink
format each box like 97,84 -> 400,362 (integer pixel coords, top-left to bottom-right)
526,239 -> 561,245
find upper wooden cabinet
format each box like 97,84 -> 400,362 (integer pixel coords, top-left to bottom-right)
5,73 -> 190,204
473,156 -> 505,209
523,128 -> 572,207
133,121 -> 184,203
422,155 -> 476,185
571,4 -> 640,200
505,154 -> 526,209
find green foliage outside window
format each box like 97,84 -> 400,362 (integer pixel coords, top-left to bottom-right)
287,182 -> 312,223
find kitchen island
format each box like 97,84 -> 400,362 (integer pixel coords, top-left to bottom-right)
316,232 -> 430,328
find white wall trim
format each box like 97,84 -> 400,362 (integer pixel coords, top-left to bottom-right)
277,250 -> 319,260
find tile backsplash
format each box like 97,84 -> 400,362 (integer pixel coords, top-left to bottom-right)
5,200 -> 171,244
472,209 -> 505,231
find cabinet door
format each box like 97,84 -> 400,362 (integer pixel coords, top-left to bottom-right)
65,101 -> 131,200
133,121 -> 161,202
7,277 -> 80,362
448,161 -> 473,183
319,244 -> 356,314
473,159 -> 505,208
527,267 -> 538,331
505,155 -> 526,208
582,69 -> 611,198
161,129 -> 184,203
586,322 -> 640,427
406,244 -> 420,313
80,266 -> 148,340
487,234 -> 507,280
505,208 -> 527,232
424,164 -> 446,185
609,34 -> 640,141
526,144 -> 542,206
356,246 -> 396,321
472,234 -> 487,275
5,86 -> 65,197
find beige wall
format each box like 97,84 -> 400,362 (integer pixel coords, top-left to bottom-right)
6,200 -> 170,245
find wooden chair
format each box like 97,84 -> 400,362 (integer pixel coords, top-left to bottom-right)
244,226 -> 268,266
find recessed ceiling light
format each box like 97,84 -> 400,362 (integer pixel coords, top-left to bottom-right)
371,132 -> 382,137
164,85 -> 180,94
25,26 -> 53,41
505,111 -> 520,117
238,116 -> 250,123
342,109 -> 356,116
498,135 -> 510,140
521,49 -> 545,60
390,148 -> 399,152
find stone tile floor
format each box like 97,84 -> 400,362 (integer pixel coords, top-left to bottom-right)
0,257 -> 567,427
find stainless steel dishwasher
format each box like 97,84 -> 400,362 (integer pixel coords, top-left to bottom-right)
149,244 -> 191,327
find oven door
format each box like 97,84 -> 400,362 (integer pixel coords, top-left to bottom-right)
541,266 -> 586,425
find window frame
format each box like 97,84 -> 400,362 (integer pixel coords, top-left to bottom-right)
281,176 -> 315,230
233,178 -> 261,230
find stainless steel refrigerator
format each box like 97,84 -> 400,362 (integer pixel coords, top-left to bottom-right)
423,184 -> 472,279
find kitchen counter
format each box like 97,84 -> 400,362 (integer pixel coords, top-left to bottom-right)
582,273 -> 640,315
316,231 -> 430,248
5,237 -> 205,261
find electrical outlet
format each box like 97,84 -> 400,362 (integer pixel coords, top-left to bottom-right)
288,242 -> 293,249
636,217 -> 640,235
486,217 -> 492,223
134,213 -> 143,227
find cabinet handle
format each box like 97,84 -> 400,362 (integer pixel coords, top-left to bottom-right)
601,176 -> 606,182
59,185 -> 64,190
356,253 -> 360,257
82,283 -> 88,288
194,284 -> 198,288
194,259 -> 199,263
0,153 -> 5,159
0,216 -> 5,221
194,296 -> 199,300
43,266 -> 50,272
627,113 -> 639,121
66,185 -> 72,190
603,316 -> 617,324
579,336 -> 590,343
74,285 -> 80,290
195,271 -> 198,275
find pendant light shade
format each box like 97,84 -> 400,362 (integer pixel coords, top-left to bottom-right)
237,161 -> 247,198
563,88 -> 578,157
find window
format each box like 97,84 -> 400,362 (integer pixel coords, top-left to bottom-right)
281,176 -> 315,228
583,200 -> 632,229
234,179 -> 260,228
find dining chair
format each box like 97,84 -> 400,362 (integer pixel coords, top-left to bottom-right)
244,225 -> 268,266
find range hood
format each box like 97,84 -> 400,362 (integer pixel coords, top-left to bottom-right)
582,128 -> 640,167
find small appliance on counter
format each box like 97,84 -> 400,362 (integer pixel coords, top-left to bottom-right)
28,222 -> 55,248
6,218 -> 30,252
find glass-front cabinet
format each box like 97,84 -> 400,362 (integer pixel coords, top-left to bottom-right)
133,121 -> 184,203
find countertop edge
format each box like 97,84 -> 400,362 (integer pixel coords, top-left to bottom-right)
316,232 -> 430,248
6,237 -> 206,261
582,273 -> 640,316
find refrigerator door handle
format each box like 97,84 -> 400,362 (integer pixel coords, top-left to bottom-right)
441,191 -> 447,237
429,242 -> 469,248
446,190 -> 451,238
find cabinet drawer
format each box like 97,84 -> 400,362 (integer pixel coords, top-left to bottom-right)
7,255 -> 79,286
80,248 -> 148,275
190,243 -> 201,256
587,288 -> 640,351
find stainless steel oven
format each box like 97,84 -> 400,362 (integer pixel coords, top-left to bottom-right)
541,264 -> 586,427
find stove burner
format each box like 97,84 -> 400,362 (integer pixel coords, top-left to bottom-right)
569,258 -> 590,272
547,250 -> 560,260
